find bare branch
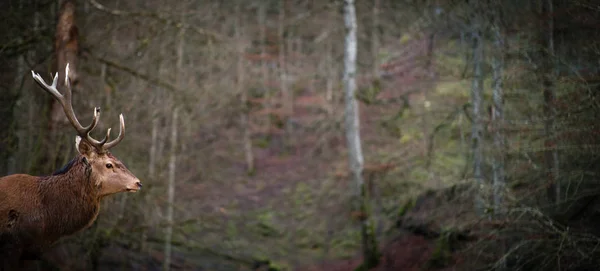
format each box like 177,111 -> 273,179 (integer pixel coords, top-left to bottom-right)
87,52 -> 179,93
88,0 -> 225,41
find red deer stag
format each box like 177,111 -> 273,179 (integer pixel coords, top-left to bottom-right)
0,64 -> 142,270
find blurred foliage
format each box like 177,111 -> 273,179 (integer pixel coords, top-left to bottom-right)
0,0 -> 599,270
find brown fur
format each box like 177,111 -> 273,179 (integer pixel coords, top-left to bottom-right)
0,140 -> 141,270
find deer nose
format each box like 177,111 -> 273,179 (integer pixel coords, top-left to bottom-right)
136,182 -> 142,188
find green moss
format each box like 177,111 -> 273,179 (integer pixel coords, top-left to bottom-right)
226,221 -> 237,236
435,80 -> 470,97
398,197 -> 415,218
356,79 -> 382,105
254,137 -> 270,149
353,263 -> 368,271
254,211 -> 282,238
247,167 -> 256,176
292,182 -> 314,207
426,229 -> 456,269
330,230 -> 362,257
268,261 -> 291,271
399,133 -> 412,143
408,167 -> 430,183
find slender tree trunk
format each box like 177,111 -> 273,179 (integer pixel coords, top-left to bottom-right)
492,24 -> 505,214
140,115 -> 158,254
343,0 -> 380,268
423,32 -> 436,169
259,2 -> 271,132
371,0 -> 379,77
325,39 -> 335,115
164,10 -> 185,271
542,0 -> 559,204
471,23 -> 485,217
237,2 -> 254,174
370,0 -> 385,237
101,64 -> 111,108
163,108 -> 178,271
279,0 -> 293,136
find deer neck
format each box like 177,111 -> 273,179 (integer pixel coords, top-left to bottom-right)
39,156 -> 101,242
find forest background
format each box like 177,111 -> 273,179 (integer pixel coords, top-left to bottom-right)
1,0 -> 599,270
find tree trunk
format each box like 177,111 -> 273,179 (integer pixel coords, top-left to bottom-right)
259,2 -> 271,132
140,115 -> 158,253
370,0 -> 385,238
51,0 -> 79,129
423,32 -> 436,170
40,0 -> 79,174
492,24 -> 505,215
542,0 -> 560,204
163,108 -> 178,271
279,0 -> 293,137
237,2 -> 254,174
371,0 -> 380,77
164,10 -> 185,271
343,0 -> 380,268
325,38 -> 335,115
471,23 -> 485,217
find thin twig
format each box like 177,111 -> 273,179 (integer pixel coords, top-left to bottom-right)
88,0 -> 225,41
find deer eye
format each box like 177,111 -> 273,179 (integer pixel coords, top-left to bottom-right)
106,163 -> 113,169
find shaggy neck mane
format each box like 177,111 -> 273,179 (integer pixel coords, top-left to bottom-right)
39,155 -> 101,242
51,157 -> 79,176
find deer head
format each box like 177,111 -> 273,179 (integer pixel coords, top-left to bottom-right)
31,64 -> 142,197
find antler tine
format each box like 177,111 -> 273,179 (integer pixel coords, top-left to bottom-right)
31,63 -> 103,147
31,70 -> 62,101
87,128 -> 111,146
103,114 -> 126,150
60,63 -> 95,136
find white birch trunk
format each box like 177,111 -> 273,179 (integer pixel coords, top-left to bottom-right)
343,0 -> 379,267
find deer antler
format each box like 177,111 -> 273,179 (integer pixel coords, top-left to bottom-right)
31,63 -> 126,152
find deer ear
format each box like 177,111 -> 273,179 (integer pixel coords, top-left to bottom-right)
75,136 -> 93,155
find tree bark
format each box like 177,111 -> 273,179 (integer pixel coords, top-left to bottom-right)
140,115 -> 158,253
164,10 -> 185,271
492,23 -> 505,215
237,2 -> 254,174
542,0 -> 560,204
325,38 -> 335,115
51,0 -> 79,129
371,0 -> 380,77
343,0 -> 380,268
259,2 -> 271,132
279,0 -> 293,136
38,0 -> 79,174
163,107 -> 178,271
470,22 -> 485,217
